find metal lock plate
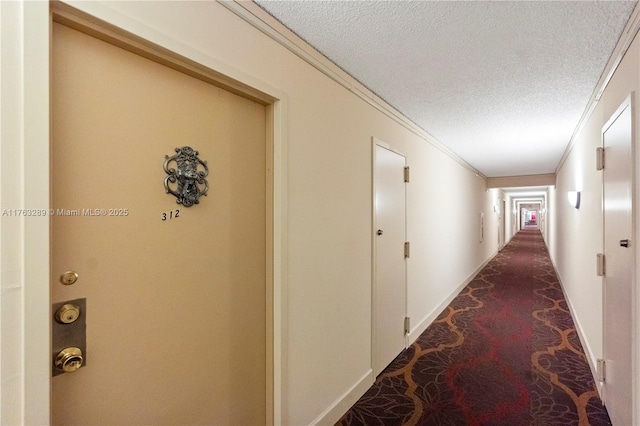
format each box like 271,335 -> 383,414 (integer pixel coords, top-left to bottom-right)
52,298 -> 87,376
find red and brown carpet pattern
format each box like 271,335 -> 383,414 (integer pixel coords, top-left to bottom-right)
338,230 -> 610,426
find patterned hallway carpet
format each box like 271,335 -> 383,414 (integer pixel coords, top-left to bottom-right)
338,230 -> 610,426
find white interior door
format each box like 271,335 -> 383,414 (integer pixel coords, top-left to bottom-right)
51,23 -> 268,424
373,142 -> 407,376
602,96 -> 634,425
501,200 -> 506,248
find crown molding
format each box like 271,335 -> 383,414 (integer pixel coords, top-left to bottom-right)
556,2 -> 640,173
219,1 -> 486,179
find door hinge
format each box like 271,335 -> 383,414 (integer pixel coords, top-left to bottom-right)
404,166 -> 410,183
597,253 -> 605,277
404,241 -> 411,258
596,147 -> 605,171
597,358 -> 606,383
404,317 -> 410,334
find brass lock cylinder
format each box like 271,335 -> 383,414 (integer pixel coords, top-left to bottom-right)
55,304 -> 81,324
59,271 -> 79,285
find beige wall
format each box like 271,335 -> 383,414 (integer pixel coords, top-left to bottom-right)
551,32 -> 640,422
1,1 -> 501,424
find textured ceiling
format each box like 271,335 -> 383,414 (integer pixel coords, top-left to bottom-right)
255,0 -> 637,177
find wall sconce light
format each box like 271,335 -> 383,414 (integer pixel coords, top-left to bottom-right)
567,191 -> 581,209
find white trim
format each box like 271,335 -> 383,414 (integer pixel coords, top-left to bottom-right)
634,91 -> 640,426
309,369 -> 374,426
372,138 -> 406,158
602,94 -> 634,134
407,252 -> 496,344
23,2 -> 51,423
0,1 -> 51,423
220,1 -> 486,180
556,3 -> 640,173
548,255 -> 602,398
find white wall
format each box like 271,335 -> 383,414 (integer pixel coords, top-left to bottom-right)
551,30 -> 640,423
407,147 -> 499,344
1,1 -> 500,424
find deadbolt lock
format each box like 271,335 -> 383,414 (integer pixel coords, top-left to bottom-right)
55,303 -> 81,324
59,271 -> 78,285
55,347 -> 84,373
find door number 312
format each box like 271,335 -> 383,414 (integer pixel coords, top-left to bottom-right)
161,209 -> 180,221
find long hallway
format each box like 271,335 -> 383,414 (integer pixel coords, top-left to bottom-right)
339,230 -> 609,425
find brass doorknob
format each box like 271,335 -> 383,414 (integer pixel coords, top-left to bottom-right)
55,347 -> 83,373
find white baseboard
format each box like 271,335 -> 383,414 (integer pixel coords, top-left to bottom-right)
408,252 -> 497,344
310,369 -> 374,426
313,251 -> 497,425
548,257 -> 602,396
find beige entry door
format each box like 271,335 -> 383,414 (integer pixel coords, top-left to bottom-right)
51,23 -> 267,424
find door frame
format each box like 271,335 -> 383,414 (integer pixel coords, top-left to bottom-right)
6,2 -> 289,424
600,93 -> 637,420
371,137 -> 408,375
500,199 -> 506,249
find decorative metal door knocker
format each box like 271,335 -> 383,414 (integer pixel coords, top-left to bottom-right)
163,146 -> 209,207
